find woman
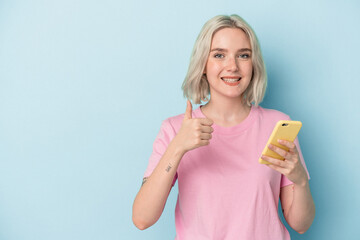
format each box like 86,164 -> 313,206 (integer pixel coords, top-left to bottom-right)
132,14 -> 315,239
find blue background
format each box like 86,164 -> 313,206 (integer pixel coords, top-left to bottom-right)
0,0 -> 359,239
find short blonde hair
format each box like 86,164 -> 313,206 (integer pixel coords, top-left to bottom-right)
182,14 -> 267,106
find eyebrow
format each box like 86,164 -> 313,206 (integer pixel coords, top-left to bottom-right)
210,48 -> 252,52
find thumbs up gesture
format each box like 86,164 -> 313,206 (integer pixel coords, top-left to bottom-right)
173,100 -> 214,154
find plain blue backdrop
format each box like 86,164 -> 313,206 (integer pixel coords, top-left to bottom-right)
0,0 -> 359,239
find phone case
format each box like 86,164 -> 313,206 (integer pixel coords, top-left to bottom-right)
259,120 -> 302,164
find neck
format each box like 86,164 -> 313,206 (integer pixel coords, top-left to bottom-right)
201,95 -> 251,123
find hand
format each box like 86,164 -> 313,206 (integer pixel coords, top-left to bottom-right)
261,139 -> 308,186
172,100 -> 214,154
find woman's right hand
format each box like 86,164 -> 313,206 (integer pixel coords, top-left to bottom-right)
172,100 -> 214,154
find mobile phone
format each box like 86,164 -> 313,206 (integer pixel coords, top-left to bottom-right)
259,120 -> 302,164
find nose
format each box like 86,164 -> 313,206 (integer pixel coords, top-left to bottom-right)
226,57 -> 239,72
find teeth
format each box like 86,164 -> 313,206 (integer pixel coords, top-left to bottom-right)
222,78 -> 240,83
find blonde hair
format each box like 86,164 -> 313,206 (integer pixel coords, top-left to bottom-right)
182,14 -> 267,106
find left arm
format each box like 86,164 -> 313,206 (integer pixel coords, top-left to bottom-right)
261,140 -> 315,234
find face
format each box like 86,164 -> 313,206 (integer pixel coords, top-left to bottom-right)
204,27 -> 253,100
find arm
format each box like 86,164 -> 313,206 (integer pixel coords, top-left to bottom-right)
261,140 -> 315,234
280,182 -> 315,233
132,101 -> 213,230
132,141 -> 185,230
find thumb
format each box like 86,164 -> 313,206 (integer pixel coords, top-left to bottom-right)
184,100 -> 192,120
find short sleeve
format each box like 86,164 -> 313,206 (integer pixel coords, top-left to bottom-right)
143,119 -> 178,186
280,137 -> 310,188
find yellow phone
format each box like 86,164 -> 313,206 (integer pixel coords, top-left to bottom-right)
259,120 -> 302,164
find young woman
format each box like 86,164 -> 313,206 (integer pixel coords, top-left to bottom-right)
132,14 -> 315,239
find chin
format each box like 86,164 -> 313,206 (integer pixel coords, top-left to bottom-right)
221,92 -> 244,99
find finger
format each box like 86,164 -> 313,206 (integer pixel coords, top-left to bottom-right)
261,155 -> 288,168
278,139 -> 297,153
200,133 -> 212,140
268,144 -> 290,159
184,100 -> 192,120
266,163 -> 287,175
199,118 -> 214,126
200,125 -> 214,133
200,139 -> 210,146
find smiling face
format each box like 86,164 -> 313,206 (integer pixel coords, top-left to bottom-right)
204,27 -> 253,100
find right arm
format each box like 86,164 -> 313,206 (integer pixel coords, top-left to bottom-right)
132,140 -> 185,230
132,101 -> 213,230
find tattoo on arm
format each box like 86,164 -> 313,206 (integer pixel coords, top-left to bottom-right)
141,177 -> 148,186
165,163 -> 173,172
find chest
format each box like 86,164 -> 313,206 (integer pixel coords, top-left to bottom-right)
177,128 -> 282,195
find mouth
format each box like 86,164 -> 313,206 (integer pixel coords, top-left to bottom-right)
221,77 -> 241,86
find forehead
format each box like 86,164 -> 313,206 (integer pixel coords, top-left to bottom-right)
211,27 -> 251,49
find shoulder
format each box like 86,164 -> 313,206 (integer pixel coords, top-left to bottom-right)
160,106 -> 205,134
256,105 -> 291,123
159,112 -> 185,134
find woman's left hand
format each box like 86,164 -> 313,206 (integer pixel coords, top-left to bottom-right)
261,139 -> 308,186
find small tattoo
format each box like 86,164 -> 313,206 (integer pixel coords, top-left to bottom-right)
165,163 -> 173,172
141,177 -> 148,186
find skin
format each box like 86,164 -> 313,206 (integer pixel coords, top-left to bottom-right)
201,27 -> 253,125
132,27 -> 315,233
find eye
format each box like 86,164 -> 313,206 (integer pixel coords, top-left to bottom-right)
214,53 -> 224,58
238,54 -> 250,59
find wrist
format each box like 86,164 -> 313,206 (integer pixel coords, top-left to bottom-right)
294,177 -> 309,188
168,139 -> 187,158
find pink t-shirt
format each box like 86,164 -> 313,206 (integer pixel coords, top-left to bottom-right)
144,105 -> 310,240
